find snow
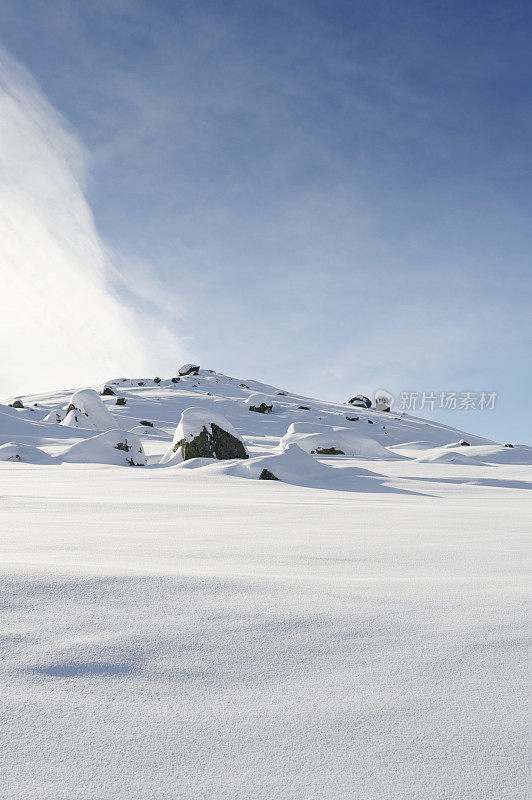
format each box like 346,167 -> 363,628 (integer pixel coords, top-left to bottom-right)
280,421 -> 399,459
61,388 -> 117,430
245,392 -> 273,407
0,441 -> 54,463
0,369 -> 530,799
59,429 -> 147,466
42,407 -> 66,423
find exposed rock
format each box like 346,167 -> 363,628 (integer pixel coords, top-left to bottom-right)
11,400 -> 24,409
250,403 -> 272,414
311,447 -> 345,455
298,406 -> 310,410
247,393 -> 273,414
137,382 -> 145,386
161,407 -> 248,463
100,386 -> 115,396
277,391 -> 287,396
176,423 -> 248,460
116,398 -> 127,406
178,363 -> 200,376
259,468 -> 279,480
171,377 -> 180,383
345,416 -> 359,422
153,377 -> 161,384
459,439 -> 470,446
139,420 -> 154,427
348,395 -> 371,409
504,443 -> 514,448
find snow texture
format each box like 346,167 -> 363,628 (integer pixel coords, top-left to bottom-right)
0,368 -> 530,800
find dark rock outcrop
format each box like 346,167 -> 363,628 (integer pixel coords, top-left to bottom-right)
250,402 -> 272,414
312,447 -> 345,455
116,397 -> 127,406
100,387 -> 115,396
178,364 -> 200,376
348,395 -> 371,409
259,468 -> 279,480
174,423 -> 248,461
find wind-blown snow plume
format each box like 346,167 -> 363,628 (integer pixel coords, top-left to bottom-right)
0,47 -> 184,397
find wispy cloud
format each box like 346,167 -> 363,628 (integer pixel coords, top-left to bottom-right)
0,46 -> 186,398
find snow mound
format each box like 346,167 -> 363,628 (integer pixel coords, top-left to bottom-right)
128,425 -> 170,437
227,443 -> 332,482
59,430 -> 147,466
0,442 -> 54,464
161,407 -> 247,464
415,450 -> 479,465
416,443 -> 532,465
61,389 -> 117,431
43,407 -> 67,424
183,443 -> 391,492
280,422 -> 399,459
245,393 -> 273,413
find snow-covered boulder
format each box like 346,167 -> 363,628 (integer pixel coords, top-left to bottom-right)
246,393 -> 273,414
280,422 -> 397,459
178,363 -> 200,376
43,407 -> 67,424
61,389 -> 117,431
59,430 -> 147,466
100,385 -> 116,396
348,394 -> 372,409
0,442 -> 54,464
233,443 -> 322,482
161,407 -> 248,464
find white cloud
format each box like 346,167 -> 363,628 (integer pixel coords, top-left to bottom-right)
0,47 -> 185,398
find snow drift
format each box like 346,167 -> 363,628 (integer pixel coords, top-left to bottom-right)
59,429 -> 147,466
280,421 -> 398,459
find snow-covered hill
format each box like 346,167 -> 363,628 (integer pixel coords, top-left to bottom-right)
1,368 -> 530,800
2,367 -> 530,471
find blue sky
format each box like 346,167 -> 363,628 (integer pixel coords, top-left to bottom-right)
1,0 -> 531,443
